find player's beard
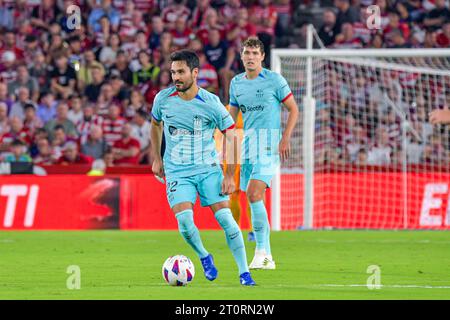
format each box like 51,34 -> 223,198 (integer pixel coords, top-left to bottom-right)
174,78 -> 194,92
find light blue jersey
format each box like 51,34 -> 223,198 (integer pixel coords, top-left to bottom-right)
229,68 -> 292,161
152,87 -> 234,179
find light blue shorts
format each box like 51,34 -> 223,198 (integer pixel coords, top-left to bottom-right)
165,170 -> 229,208
240,155 -> 280,192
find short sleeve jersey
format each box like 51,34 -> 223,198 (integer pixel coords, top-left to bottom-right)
152,87 -> 234,178
229,68 -> 293,160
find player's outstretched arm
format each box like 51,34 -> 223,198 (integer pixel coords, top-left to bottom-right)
150,118 -> 165,178
279,95 -> 299,161
429,106 -> 450,125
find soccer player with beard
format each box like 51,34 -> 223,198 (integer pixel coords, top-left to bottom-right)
150,50 -> 255,286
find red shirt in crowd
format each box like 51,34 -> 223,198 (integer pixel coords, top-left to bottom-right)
56,153 -> 93,165
112,137 -> 140,165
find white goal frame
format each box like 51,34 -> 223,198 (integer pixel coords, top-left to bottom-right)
270,24 -> 450,231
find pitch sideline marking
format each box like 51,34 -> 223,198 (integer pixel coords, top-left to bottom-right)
318,284 -> 450,289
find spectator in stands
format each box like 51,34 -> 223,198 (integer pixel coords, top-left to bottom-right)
36,91 -> 57,124
421,134 -> 447,164
0,51 -> 17,84
78,104 -> 104,145
387,29 -> 411,48
436,21 -> 450,48
96,83 -> 122,117
9,87 -> 36,121
197,51 -> 219,95
196,9 -> 225,45
334,0 -> 360,33
112,122 -> 140,165
149,16 -> 165,51
77,49 -> 106,91
204,28 -> 235,102
8,65 -> 40,103
249,0 -> 278,66
355,148 -> 368,165
162,0 -> 191,30
226,8 -> 257,54
109,50 -> 133,86
132,50 -> 160,88
190,0 -> 216,30
124,89 -> 145,121
131,108 -> 151,164
0,102 -> 10,135
44,102 -> 78,141
333,23 -> 363,48
33,137 -> 57,165
28,51 -> 49,93
318,9 -> 339,47
68,94 -> 83,126
144,68 -> 172,107
423,0 -> 450,32
367,127 -> 392,165
81,125 -> 108,160
3,139 -> 32,163
102,104 -> 126,146
0,116 -> 31,153
0,0 -> 14,31
57,141 -> 93,165
84,66 -> 106,104
88,0 -> 121,34
109,73 -> 130,107
23,103 -> 43,137
103,148 -> 115,167
50,52 -> 77,100
219,0 -> 242,25
99,33 -> 122,69
0,82 -> 12,111
171,16 -> 194,49
1,31 -> 24,62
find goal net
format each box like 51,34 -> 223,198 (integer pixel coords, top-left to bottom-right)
271,44 -> 450,230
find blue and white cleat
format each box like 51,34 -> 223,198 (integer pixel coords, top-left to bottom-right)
200,254 -> 218,281
240,272 -> 256,286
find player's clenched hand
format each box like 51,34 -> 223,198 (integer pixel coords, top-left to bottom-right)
279,137 -> 291,161
221,175 -> 236,196
152,158 -> 165,179
429,106 -> 450,125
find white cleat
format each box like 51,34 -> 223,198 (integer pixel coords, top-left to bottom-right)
249,249 -> 276,270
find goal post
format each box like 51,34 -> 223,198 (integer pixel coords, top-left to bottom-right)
271,29 -> 450,230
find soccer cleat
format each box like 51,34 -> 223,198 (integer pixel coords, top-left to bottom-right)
247,231 -> 256,242
239,272 -> 256,286
249,249 -> 276,270
200,253 -> 218,281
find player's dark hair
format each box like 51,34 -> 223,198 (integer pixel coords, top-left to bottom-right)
241,38 -> 265,55
170,50 -> 199,71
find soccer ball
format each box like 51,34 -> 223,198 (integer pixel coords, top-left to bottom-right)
162,255 -> 195,286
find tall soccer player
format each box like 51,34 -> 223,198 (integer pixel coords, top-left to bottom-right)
150,50 -> 256,286
228,38 -> 299,269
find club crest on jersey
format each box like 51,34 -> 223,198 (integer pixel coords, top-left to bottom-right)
256,89 -> 264,98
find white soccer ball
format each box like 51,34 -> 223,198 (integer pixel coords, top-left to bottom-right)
162,255 -> 195,286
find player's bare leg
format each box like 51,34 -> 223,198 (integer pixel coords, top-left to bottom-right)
172,202 -> 217,281
246,179 -> 276,270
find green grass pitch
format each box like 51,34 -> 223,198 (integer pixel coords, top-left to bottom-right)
1,230 -> 450,299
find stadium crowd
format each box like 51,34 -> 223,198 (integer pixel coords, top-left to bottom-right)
0,0 -> 448,167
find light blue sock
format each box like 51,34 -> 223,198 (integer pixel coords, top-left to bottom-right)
250,200 -> 271,255
175,209 -> 209,259
215,208 -> 249,275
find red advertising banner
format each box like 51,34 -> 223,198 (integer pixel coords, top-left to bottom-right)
0,176 -> 120,230
0,173 -> 448,230
281,173 -> 450,230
